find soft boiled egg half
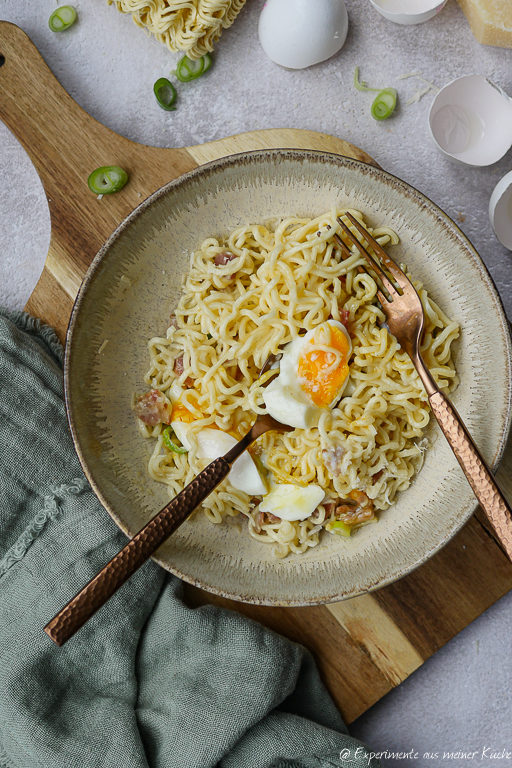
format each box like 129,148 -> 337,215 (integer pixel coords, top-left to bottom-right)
169,395 -> 267,497
259,482 -> 325,522
264,320 -> 352,430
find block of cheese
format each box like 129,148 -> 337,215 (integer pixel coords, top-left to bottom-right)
457,0 -> 512,48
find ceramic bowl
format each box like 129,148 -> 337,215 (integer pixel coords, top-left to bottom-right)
65,149 -> 512,606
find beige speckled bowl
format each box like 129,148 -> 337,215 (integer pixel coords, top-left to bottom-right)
65,150 -> 512,606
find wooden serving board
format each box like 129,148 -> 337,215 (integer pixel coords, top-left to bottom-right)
2,21 -> 512,724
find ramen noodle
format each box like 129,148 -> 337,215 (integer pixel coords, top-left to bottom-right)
135,209 -> 460,557
107,0 -> 247,59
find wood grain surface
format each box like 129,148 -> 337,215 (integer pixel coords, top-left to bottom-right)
1,20 -> 512,724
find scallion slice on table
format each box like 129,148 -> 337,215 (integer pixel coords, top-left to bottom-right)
175,54 -> 212,82
354,65 -> 379,92
49,6 -> 77,32
154,78 -> 177,111
162,426 -> 188,454
201,53 -> 213,74
371,88 -> 397,121
87,166 -> 128,195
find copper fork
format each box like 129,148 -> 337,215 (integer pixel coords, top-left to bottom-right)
335,212 -> 512,559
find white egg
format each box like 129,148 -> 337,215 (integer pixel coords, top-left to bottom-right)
264,320 -> 352,430
183,427 -> 267,496
258,0 -> 348,70
260,482 -> 325,521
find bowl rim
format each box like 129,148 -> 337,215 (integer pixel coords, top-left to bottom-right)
64,148 -> 512,606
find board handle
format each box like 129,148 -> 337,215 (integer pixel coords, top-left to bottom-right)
0,22 -> 197,208
0,21 -> 197,334
0,22 -> 123,202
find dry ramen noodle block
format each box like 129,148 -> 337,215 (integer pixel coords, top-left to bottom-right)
107,0 -> 247,59
136,210 -> 460,558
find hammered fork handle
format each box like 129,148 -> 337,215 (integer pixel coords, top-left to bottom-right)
44,456 -> 231,646
412,354 -> 512,558
429,390 -> 512,554
44,413 -> 288,646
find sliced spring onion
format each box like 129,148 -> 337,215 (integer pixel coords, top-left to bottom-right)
162,426 -> 188,454
331,521 -> 351,537
49,6 -> 77,32
202,53 -> 213,74
354,66 -> 379,93
371,88 -> 397,121
154,78 -> 177,111
175,54 -> 212,82
87,166 -> 128,195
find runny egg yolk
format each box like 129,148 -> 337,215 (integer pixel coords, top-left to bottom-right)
297,323 -> 351,408
170,400 -> 197,424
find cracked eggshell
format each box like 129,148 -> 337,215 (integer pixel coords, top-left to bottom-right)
369,0 -> 448,25
429,75 -> 512,167
490,171 -> 512,251
258,0 -> 348,70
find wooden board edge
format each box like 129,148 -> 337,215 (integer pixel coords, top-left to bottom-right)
186,128 -> 378,168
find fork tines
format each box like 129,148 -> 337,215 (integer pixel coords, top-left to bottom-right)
334,213 -> 411,304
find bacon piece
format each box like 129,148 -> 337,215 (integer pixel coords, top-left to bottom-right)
134,389 -> 172,426
322,445 -> 345,477
214,251 -> 236,266
168,313 -> 179,329
349,490 -> 372,507
340,309 -> 350,327
321,502 -> 337,519
173,354 -> 184,375
334,490 -> 374,526
254,509 -> 280,532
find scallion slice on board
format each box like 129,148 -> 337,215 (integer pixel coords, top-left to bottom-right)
49,6 -> 78,32
175,54 -> 212,82
87,166 -> 128,195
154,78 -> 177,111
371,88 -> 397,121
162,427 -> 188,454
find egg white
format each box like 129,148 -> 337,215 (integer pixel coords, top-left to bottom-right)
259,482 -> 325,522
171,422 -> 267,496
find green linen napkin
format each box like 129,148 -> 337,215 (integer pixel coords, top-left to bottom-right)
0,307 -> 380,768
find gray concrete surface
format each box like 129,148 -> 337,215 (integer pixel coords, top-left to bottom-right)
1,0 -> 512,763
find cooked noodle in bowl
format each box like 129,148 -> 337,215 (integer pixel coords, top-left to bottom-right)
135,208 -> 460,558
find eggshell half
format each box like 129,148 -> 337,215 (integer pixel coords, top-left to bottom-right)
258,0 -> 348,70
429,75 -> 512,167
369,0 -> 447,25
489,170 -> 512,251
